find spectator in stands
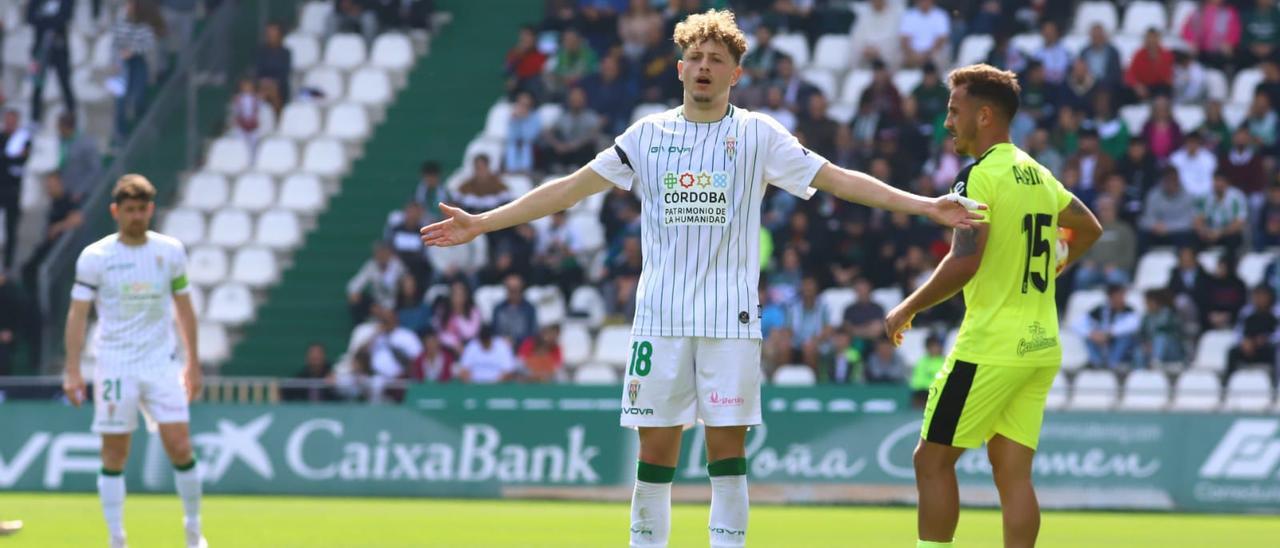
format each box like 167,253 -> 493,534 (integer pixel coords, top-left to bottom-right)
1196,172 -> 1250,252
361,305 -> 423,401
1181,0 -> 1241,71
763,323 -> 795,378
256,77 -> 283,118
542,87 -> 602,172
159,0 -> 197,74
768,54 -> 817,113
531,210 -> 585,294
1241,0 -> 1280,66
505,25 -> 546,97
1066,128 -> 1114,206
1140,167 -> 1199,250
618,0 -> 663,60
1170,132 -> 1219,198
1075,283 -> 1141,370
385,201 -> 432,285
0,110 -> 30,270
1136,289 -> 1188,369
1050,104 -> 1081,155
550,28 -> 598,97
1099,173 -> 1144,225
741,23 -> 784,87
394,275 -> 430,334
1200,253 -> 1249,329
599,185 -> 641,246
347,241 -> 406,323
456,154 -> 511,211
231,78 -> 264,150
1141,95 -> 1183,161
56,113 -> 100,201
848,0 -> 903,70
637,22 -> 679,103
26,0 -> 76,125
334,348 -> 375,401
1172,49 -> 1209,105
908,334 -> 944,406
757,86 -> 796,132
368,0 -> 432,31
457,325 -> 518,384
787,275 -> 827,369
1025,128 -> 1063,177
760,281 -> 787,339
1089,91 -> 1129,160
1060,59 -> 1098,114
491,273 -> 538,347
581,55 -> 637,136
858,60 -> 902,121
1080,24 -> 1123,92
436,280 -> 482,358
412,332 -> 452,382
291,343 -> 336,402
1169,245 -> 1210,305
256,22 -> 292,103
1034,20 -> 1070,84
843,277 -> 883,341
1075,197 -> 1136,290
411,161 -> 450,223
19,172 -> 82,291
1116,138 -> 1160,199
1245,93 -> 1278,153
0,272 -> 23,376
1017,61 -> 1058,133
865,337 -> 905,384
518,324 -> 562,383
112,0 -> 161,143
898,0 -> 950,69
816,328 -> 861,385
1200,100 -> 1234,154
796,92 -> 837,160
985,31 -> 1028,74
1258,185 -> 1280,248
927,136 -> 964,194
602,234 -> 641,319
1229,286 -> 1280,373
504,92 -> 540,174
1126,28 -> 1174,102
912,61 -> 947,125
326,0 -> 378,43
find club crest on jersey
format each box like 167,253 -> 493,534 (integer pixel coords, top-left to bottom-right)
628,380 -> 640,406
724,135 -> 736,161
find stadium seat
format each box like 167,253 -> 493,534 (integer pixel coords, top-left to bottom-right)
208,209 -> 253,248
180,172 -> 229,212
1222,102 -> 1249,129
1238,251 -> 1276,288
473,284 -> 506,323
800,68 -> 837,101
426,235 -> 486,274
568,184 -> 606,216
770,33 -> 810,68
278,102 -> 323,140
1192,330 -> 1237,372
207,283 -> 254,326
297,1 -> 333,36
253,137 -> 299,176
1060,331 -> 1090,372
630,103 -> 668,123
24,134 -> 59,174
188,284 -> 206,317
567,214 -> 605,255
1068,370 -> 1119,411
1121,1 -> 1167,37
1118,370 -> 1170,411
593,325 -> 633,367
1064,289 -> 1106,329
187,246 -> 229,287
2,26 -> 31,67
349,68 -> 393,106
255,209 -> 302,250
72,67 -> 109,105
1045,372 -> 1069,410
90,32 -> 112,71
325,102 -> 370,141
956,34 -> 994,67
892,69 -> 923,96
1112,35 -> 1143,69
482,101 -> 512,140
207,137 -> 251,175
569,285 -> 607,328
371,32 -> 414,73
818,287 -> 856,326
897,328 -> 930,368
1134,248 -> 1176,290
536,103 -> 563,129
1205,69 -> 1229,102
1170,370 -> 1222,411
1223,370 -> 1274,412
303,67 -> 345,102
810,35 -> 850,73
197,322 -> 230,364
230,173 -> 277,213
161,208 -> 206,247
870,287 -> 903,313
284,32 -> 321,71
1171,105 -> 1205,134
1072,1 -> 1119,36
559,322 -> 593,366
574,364 -> 619,385
838,69 -> 873,107
323,33 -> 367,70
1169,1 -> 1197,36
773,364 -> 817,386
1009,33 -> 1044,56
1118,103 -> 1151,135
279,173 -> 326,213
231,246 -> 279,288
302,139 -> 347,177
1061,33 -> 1089,57
1230,68 -> 1264,108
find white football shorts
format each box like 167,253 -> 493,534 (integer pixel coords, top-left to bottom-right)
92,364 -> 190,434
619,336 -> 763,428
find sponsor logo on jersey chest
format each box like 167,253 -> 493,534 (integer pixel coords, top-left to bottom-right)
660,171 -> 730,226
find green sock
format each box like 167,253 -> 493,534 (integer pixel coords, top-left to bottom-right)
917,540 -> 954,547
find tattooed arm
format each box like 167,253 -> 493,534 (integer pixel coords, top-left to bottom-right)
884,224 -> 989,343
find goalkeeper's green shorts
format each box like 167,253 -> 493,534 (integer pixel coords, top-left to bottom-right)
919,356 -> 1059,450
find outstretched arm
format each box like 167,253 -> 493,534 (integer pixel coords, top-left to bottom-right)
809,163 -> 987,229
421,164 -> 614,247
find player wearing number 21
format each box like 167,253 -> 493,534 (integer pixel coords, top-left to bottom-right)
883,65 -> 1104,548
422,10 -> 985,548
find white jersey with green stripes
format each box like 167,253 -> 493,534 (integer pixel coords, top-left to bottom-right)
587,105 -> 827,339
71,230 -> 191,371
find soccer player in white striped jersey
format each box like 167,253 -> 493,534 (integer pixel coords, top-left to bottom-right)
62,175 -> 207,548
422,10 -> 984,547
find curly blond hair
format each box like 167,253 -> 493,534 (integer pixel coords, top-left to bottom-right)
672,9 -> 748,63
947,64 -> 1021,119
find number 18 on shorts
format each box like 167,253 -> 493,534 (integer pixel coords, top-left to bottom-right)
619,336 -> 764,428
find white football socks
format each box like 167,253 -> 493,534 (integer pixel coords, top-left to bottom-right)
630,462 -> 675,547
98,470 -> 126,541
707,458 -> 749,548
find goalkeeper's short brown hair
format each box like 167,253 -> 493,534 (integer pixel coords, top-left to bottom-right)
947,64 -> 1022,121
112,174 -> 157,204
672,9 -> 748,63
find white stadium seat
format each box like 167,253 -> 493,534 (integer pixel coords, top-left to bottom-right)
303,66 -> 345,102
371,32 -> 414,73
567,214 -> 605,254
1238,251 -> 1276,288
161,208 -> 206,247
1061,33 -> 1089,57
1113,34 -> 1143,69
231,247 -> 279,287
892,69 -> 923,96
302,139 -> 347,177
208,209 -> 253,248
231,173 -> 277,213
1170,1 -> 1197,36
818,288 -> 856,327
770,33 -> 810,67
255,209 -> 302,250
1045,372 -> 1070,410
536,103 -> 564,128
207,137 -> 251,175
1231,68 -> 1264,108
349,67 -> 393,105
1009,33 -> 1044,55
180,172 -> 229,212
1170,370 -> 1222,411
197,323 -> 230,364
897,328 -> 930,368
569,285 -> 607,328
2,26 -> 31,67
187,246 -> 228,287
207,283 -> 254,326
593,325 -> 633,367
1119,103 -> 1151,135
1223,370 -> 1274,412
325,103 -> 370,141
1069,370 -> 1119,411
1059,331 -> 1090,372
285,32 -> 321,71
1064,289 -> 1106,329
1073,1 -> 1119,36
298,1 -> 333,36
473,284 -> 505,323
188,284 -> 206,317
870,287 -> 903,313
810,35 -> 850,73
1192,330 -> 1237,372
253,137 -> 299,176
427,235 -> 486,274
1172,105 -> 1205,134
1121,1 -> 1167,37
1134,248 -> 1177,290
90,32 -> 112,71
773,364 -> 817,386
323,33 -> 367,70
1205,69 -> 1229,102
630,103 -> 668,124
838,69 -> 873,107
956,34 -> 994,67
799,68 -> 837,100
73,67 -> 109,104
483,101 -> 512,140
278,102 -> 323,139
559,323 -> 593,366
1118,370 -> 1170,411
279,173 -> 326,213
574,364 -> 619,385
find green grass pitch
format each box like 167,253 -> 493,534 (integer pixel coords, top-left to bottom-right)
3,494 -> 1277,547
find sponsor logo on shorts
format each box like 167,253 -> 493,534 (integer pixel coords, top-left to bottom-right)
627,380 -> 641,406
107,403 -> 116,419
708,392 -> 744,407
622,407 -> 655,416
1016,321 -> 1058,356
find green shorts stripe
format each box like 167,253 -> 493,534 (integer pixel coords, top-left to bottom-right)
925,360 -> 977,445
